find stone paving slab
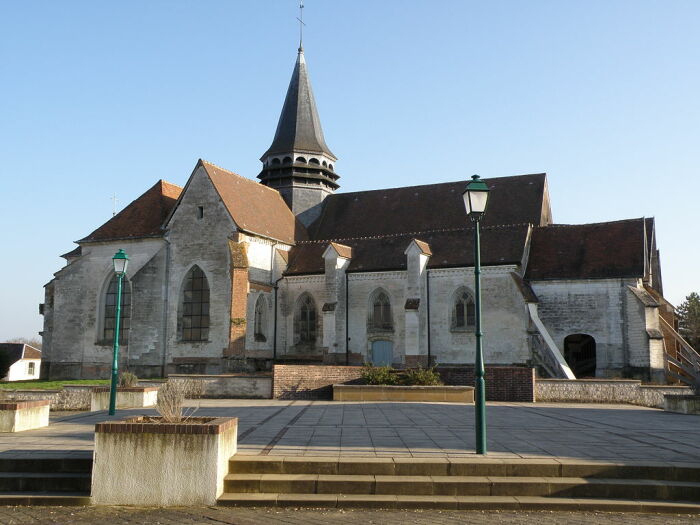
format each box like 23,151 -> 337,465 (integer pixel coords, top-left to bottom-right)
0,400 -> 699,463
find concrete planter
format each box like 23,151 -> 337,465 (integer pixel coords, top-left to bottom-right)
89,386 -> 159,411
333,384 -> 474,403
0,400 -> 50,432
92,416 -> 238,506
664,394 -> 700,415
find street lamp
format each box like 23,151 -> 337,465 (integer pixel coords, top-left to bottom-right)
109,249 -> 129,416
462,174 -> 490,455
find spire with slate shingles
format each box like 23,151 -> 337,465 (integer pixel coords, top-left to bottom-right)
259,46 -> 339,227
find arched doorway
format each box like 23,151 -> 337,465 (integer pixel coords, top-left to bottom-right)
564,334 -> 597,377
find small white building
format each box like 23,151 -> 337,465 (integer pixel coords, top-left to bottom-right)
0,344 -> 42,381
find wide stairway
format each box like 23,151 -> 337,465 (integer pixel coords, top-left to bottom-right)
0,457 -> 92,505
219,456 -> 700,512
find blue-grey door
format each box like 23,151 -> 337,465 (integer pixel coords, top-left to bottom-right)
371,340 -> 393,366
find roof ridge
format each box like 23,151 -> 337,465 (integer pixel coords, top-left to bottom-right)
302,223 -> 531,244
200,159 -> 283,197
326,173 -> 547,198
540,218 -> 645,228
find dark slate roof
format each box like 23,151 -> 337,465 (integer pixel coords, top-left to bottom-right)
0,343 -> 41,365
525,219 -> 646,280
79,180 -> 182,243
286,225 -> 530,275
309,173 -> 550,241
261,48 -> 335,159
202,160 -> 308,244
60,246 -> 82,259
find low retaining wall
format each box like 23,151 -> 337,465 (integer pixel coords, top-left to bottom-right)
333,385 -> 474,403
168,374 -> 271,399
536,379 -> 693,408
664,395 -> 700,414
272,365 -> 535,401
89,387 -> 159,411
0,400 -> 50,432
0,388 -> 91,411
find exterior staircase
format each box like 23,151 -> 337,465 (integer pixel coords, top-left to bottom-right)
0,457 -> 92,505
219,456 -> 700,512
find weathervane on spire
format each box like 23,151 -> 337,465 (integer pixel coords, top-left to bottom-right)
297,1 -> 305,51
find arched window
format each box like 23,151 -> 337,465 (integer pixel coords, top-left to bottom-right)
283,156 -> 292,164
180,266 -> 210,341
452,288 -> 475,330
295,156 -> 307,163
104,275 -> 131,344
294,294 -> 317,345
328,163 -> 334,171
254,295 -> 267,342
309,157 -> 320,165
322,160 -> 327,167
271,158 -> 281,165
368,289 -> 392,331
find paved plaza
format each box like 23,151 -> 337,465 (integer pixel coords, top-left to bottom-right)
1,400 -> 700,463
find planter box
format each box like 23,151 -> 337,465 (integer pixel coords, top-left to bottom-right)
89,386 -> 159,411
0,400 -> 50,432
664,394 -> 700,415
92,416 -> 238,505
333,384 -> 474,403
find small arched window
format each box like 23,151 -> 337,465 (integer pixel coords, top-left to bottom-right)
322,160 -> 328,167
295,156 -> 307,163
452,288 -> 475,330
180,266 -> 210,341
283,156 -> 292,164
271,158 -> 281,165
368,289 -> 392,331
328,163 -> 334,171
309,157 -> 320,164
254,295 -> 267,342
294,294 -> 317,345
104,275 -> 131,344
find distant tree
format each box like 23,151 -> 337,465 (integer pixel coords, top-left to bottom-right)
677,292 -> 700,351
3,337 -> 42,350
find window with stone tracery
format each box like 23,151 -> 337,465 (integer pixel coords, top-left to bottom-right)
180,266 -> 210,341
294,293 -> 317,345
451,287 -> 475,330
368,289 -> 393,331
103,274 -> 131,344
254,295 -> 267,342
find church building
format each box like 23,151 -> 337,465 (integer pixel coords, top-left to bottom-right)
41,45 -> 674,383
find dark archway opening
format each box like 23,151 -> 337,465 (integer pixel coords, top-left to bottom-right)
564,334 -> 597,377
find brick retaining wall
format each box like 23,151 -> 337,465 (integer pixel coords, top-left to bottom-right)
272,364 -> 535,402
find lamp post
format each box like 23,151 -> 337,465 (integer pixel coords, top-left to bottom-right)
109,249 -> 129,416
462,174 -> 490,455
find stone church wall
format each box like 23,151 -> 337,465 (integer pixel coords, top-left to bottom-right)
43,238 -> 167,379
164,165 -> 237,375
530,278 -> 649,378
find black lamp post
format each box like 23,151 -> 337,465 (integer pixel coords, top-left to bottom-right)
462,174 -> 490,455
109,249 -> 129,416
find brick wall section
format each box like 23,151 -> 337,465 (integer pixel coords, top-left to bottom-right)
227,240 -> 249,358
437,366 -> 535,402
272,365 -> 364,399
272,364 -> 535,401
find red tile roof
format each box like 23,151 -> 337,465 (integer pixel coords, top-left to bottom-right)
0,343 -> 41,365
79,180 -> 182,243
525,219 -> 646,280
201,160 -> 307,244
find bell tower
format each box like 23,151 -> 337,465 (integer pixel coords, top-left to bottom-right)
258,46 -> 339,227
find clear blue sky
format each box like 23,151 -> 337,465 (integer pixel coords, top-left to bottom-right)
1,1 -> 698,342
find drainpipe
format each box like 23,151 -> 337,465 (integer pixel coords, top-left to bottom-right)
346,272 -> 350,365
273,276 -> 284,361
426,269 -> 431,366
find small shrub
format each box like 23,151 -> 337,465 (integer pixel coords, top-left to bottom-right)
118,371 -> 138,388
402,365 -> 443,386
361,363 -> 399,385
155,379 -> 203,423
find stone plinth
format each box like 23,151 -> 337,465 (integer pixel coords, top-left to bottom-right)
664,394 -> 700,415
333,385 -> 474,403
89,386 -> 159,411
92,416 -> 238,505
0,400 -> 50,432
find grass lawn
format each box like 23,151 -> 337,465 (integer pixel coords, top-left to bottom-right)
0,379 -> 111,390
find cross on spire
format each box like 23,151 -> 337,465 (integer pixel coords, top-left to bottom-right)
297,1 -> 305,51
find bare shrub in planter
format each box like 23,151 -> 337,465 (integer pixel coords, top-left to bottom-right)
118,371 -> 139,388
156,379 -> 204,423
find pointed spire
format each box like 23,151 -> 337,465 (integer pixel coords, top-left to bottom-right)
261,47 -> 335,160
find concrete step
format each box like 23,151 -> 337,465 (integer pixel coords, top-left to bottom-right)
0,492 -> 91,506
223,473 -> 700,501
0,472 -> 91,493
217,493 -> 700,512
228,456 -> 700,481
0,458 -> 92,474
